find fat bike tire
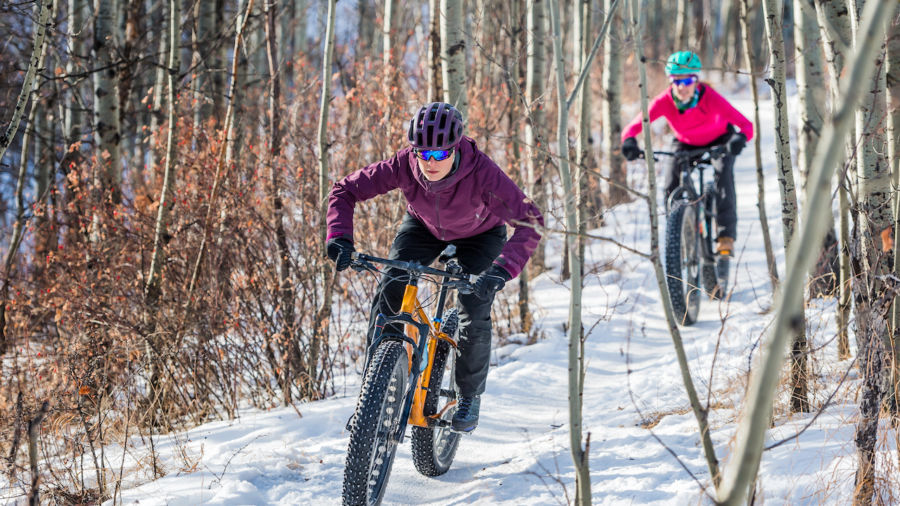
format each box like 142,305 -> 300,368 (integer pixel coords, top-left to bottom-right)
342,341 -> 409,506
411,309 -> 461,476
665,202 -> 701,325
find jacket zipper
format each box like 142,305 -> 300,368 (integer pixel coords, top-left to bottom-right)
434,195 -> 444,240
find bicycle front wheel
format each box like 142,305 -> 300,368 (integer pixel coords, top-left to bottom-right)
411,310 -> 461,476
343,341 -> 409,506
665,201 -> 701,325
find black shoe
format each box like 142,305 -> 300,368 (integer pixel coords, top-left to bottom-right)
452,395 -> 481,432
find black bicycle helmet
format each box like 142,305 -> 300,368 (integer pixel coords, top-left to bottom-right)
407,102 -> 464,151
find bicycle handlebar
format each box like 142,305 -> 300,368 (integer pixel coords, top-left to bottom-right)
639,144 -> 727,163
351,252 -> 478,285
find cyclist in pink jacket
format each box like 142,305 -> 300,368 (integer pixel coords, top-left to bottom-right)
621,51 -> 753,257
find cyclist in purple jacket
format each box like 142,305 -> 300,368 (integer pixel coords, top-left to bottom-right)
326,102 -> 544,432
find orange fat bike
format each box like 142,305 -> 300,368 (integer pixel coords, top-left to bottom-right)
341,247 -> 475,506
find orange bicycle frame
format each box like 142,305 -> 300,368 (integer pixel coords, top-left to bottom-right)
396,283 -> 457,428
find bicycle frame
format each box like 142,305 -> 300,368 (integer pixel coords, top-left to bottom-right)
658,146 -> 726,262
353,253 -> 475,439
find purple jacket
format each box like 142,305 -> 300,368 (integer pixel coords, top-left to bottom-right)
326,137 -> 543,279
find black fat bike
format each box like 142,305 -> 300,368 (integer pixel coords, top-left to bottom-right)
342,247 -> 476,506
646,145 -> 730,326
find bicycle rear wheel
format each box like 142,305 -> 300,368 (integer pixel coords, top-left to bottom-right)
343,341 -> 409,506
411,309 -> 461,476
665,201 -> 701,325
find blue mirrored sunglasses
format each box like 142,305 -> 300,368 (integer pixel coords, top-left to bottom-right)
670,75 -> 698,87
414,148 -> 454,162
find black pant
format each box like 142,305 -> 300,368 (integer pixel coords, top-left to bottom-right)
367,213 -> 507,397
662,133 -> 738,240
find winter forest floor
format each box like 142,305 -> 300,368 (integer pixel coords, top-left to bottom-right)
7,83 -> 900,505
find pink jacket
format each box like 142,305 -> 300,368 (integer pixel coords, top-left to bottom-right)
621,83 -> 753,146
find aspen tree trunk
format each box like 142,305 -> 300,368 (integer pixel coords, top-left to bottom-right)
358,0 -> 375,56
887,10 -> 900,420
428,0 -> 443,102
312,0 -> 337,400
547,2 -> 591,502
525,0 -> 547,272
65,0 -> 86,156
627,0 -> 721,488
850,1 -> 891,499
264,0 -> 297,405
33,0 -> 58,279
675,0 -> 690,48
715,3 -> 893,503
573,0 -> 591,257
143,0 -> 180,429
0,0 -> 53,354
382,0 -> 398,104
147,0 -> 167,181
762,0 -> 809,414
506,0 -> 532,337
603,0 -> 627,206
0,0 -> 52,163
795,0 -> 839,299
93,0 -> 122,205
739,0 -> 778,291
293,0 -> 307,56
192,0 -> 216,127
815,0 -> 854,359
440,0 -> 467,116
146,0 -> 180,305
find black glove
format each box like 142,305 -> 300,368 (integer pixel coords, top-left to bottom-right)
726,132 -> 747,156
473,264 -> 511,300
622,137 -> 641,161
326,237 -> 355,271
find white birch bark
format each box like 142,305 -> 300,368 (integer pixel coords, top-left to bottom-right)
739,0 -> 779,290
146,0 -> 180,304
312,0 -> 337,399
147,0 -> 167,182
815,0 -> 854,359
65,0 -> 86,153
93,0 -> 122,204
715,2 -> 893,503
525,0 -> 546,271
0,0 -> 52,353
0,0 -> 53,164
428,0 -> 442,102
546,2 -> 589,501
440,0 -> 467,116
603,0 -> 627,205
762,0 -> 809,414
850,1 -> 891,499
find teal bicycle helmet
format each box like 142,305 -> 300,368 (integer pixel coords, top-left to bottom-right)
665,51 -> 702,76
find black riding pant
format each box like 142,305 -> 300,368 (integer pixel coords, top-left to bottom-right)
661,132 -> 737,240
367,213 -> 507,397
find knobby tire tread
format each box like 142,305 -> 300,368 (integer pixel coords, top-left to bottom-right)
665,202 -> 698,326
410,310 -> 461,476
342,341 -> 408,506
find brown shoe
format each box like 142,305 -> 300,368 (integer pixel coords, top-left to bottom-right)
716,236 -> 734,257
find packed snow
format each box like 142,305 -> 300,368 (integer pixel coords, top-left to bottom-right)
62,82 -> 897,505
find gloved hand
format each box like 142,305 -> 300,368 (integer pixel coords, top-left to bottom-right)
621,137 -> 641,161
726,132 -> 747,156
326,237 -> 355,271
473,264 -> 511,300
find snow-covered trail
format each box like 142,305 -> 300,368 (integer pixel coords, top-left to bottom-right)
107,84 -> 869,505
